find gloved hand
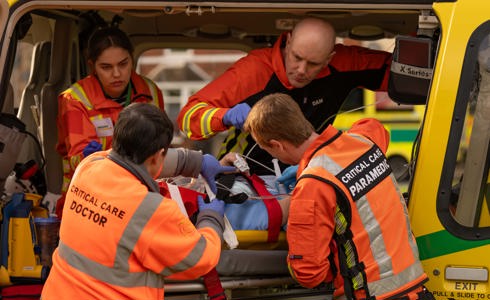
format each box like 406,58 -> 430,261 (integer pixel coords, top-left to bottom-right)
201,154 -> 237,194
83,140 -> 102,157
197,195 -> 225,216
277,165 -> 299,193
222,103 -> 251,129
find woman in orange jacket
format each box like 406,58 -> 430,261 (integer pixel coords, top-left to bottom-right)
244,93 -> 435,300
55,26 -> 164,218
42,103 -> 228,299
55,27 -> 229,217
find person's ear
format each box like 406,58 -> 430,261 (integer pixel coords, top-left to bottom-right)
150,148 -> 165,161
286,32 -> 292,48
325,51 -> 336,66
269,139 -> 284,151
147,149 -> 166,179
148,151 -> 159,165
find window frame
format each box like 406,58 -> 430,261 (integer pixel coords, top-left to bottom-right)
437,20 -> 490,239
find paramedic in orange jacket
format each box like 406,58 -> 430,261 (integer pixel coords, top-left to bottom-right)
178,17 -> 392,175
244,93 -> 435,300
42,103 -> 228,299
55,27 -> 164,217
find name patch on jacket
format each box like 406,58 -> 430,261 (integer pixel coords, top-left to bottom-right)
336,145 -> 392,201
92,117 -> 114,137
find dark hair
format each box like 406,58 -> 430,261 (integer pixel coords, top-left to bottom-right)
112,103 -> 173,164
87,27 -> 134,62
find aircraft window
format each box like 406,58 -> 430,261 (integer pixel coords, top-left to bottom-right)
340,88 -> 364,112
136,48 -> 246,150
450,33 -> 490,228
137,47 -> 245,106
375,92 -> 414,111
339,89 -> 416,115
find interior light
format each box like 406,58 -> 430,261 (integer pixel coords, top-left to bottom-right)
349,25 -> 385,40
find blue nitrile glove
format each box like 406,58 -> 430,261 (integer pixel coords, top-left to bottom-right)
222,103 -> 251,129
277,165 -> 299,193
83,140 -> 102,157
197,195 -> 225,216
201,154 -> 237,194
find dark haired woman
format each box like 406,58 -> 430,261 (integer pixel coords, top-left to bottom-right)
55,27 -> 164,217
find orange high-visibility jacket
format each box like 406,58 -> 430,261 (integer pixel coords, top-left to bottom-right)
42,150 -> 223,299
177,32 -> 391,175
287,118 -> 427,300
56,72 -> 164,195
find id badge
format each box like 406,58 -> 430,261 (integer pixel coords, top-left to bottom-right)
92,117 -> 114,137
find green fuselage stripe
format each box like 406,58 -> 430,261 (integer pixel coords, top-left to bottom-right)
416,230 -> 490,260
389,129 -> 418,142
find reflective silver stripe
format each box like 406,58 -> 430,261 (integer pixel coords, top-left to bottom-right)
307,154 -> 342,175
367,259 -> 425,296
393,173 -> 422,264
115,191 -> 163,271
69,83 -> 93,110
117,191 -> 210,277
160,235 -> 207,276
142,77 -> 159,106
355,194 -> 393,277
58,241 -> 165,288
346,133 -> 371,144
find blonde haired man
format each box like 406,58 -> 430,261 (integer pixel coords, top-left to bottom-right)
244,93 -> 434,300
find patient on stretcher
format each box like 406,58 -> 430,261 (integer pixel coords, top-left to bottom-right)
162,152 -> 290,231
223,174 -> 286,230
217,152 -> 290,231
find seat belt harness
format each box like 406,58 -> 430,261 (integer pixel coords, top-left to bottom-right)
244,174 -> 282,243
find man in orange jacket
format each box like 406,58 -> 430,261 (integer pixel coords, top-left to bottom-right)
42,103 -> 230,299
178,17 -> 392,177
244,93 -> 435,300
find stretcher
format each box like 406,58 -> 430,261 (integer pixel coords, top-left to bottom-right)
164,240 -> 332,300
158,176 -> 334,299
162,233 -> 332,299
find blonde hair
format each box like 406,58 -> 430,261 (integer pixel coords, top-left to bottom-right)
244,93 -> 314,147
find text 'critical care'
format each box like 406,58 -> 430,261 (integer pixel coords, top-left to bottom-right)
336,145 -> 392,200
